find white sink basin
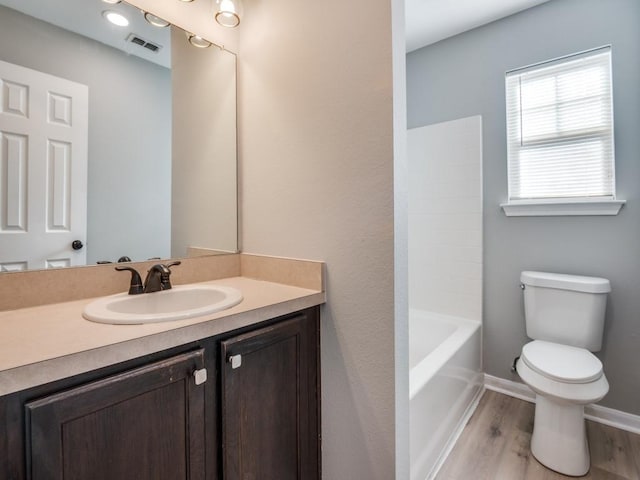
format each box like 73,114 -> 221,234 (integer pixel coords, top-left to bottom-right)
83,284 -> 243,324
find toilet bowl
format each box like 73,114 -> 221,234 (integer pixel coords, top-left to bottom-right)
516,340 -> 609,476
516,271 -> 611,477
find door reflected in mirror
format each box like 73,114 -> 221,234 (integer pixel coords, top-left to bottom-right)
0,0 -> 237,272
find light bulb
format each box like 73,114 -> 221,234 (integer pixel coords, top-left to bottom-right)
187,34 -> 212,48
214,0 -> 242,28
144,12 -> 170,28
103,10 -> 129,27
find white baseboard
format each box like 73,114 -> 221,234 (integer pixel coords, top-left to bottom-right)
484,374 -> 640,435
584,403 -> 640,435
484,374 -> 535,403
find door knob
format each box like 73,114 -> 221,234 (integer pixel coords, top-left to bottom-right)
71,240 -> 84,250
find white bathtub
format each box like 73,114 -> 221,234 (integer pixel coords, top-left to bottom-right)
409,309 -> 483,480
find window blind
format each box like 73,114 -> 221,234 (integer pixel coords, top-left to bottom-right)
505,47 -> 614,202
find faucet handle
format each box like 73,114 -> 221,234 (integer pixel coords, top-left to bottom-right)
115,266 -> 144,295
144,262 -> 179,292
161,261 -> 181,289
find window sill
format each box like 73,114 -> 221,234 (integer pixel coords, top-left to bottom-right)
500,199 -> 626,217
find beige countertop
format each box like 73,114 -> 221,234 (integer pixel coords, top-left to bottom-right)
0,276 -> 325,396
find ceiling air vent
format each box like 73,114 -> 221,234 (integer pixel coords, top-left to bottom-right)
126,34 -> 162,54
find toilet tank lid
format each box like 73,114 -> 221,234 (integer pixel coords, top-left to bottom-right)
521,271 -> 611,293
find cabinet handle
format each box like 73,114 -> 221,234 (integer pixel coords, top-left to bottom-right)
194,368 -> 207,385
228,354 -> 242,369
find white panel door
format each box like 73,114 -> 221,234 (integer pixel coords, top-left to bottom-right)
0,60 -> 88,271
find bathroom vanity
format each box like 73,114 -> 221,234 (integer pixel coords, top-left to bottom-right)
0,255 -> 324,480
1,307 -> 319,480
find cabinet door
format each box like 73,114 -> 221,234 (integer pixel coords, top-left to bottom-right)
221,314 -> 319,480
26,349 -> 207,480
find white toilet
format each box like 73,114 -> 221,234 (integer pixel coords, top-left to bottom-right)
516,271 -> 610,477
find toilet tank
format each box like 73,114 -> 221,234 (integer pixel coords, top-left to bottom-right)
521,271 -> 610,351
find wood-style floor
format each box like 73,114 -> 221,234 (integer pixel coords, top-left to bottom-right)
435,390 -> 640,480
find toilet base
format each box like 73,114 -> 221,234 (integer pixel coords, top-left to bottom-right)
531,394 -> 590,477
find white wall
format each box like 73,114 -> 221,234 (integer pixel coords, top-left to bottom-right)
408,116 -> 483,321
238,0 -> 397,478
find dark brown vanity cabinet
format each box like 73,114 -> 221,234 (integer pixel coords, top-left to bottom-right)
221,314 -> 319,480
26,350 -> 207,480
0,307 -> 320,480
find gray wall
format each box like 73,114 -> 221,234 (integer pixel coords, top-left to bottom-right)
0,5 -> 171,264
407,0 -> 640,414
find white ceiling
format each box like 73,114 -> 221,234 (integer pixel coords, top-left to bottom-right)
405,0 -> 553,52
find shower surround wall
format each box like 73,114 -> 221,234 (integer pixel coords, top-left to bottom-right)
408,116 -> 483,321
408,116 -> 483,480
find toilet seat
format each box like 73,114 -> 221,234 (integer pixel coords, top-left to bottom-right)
517,342 -> 609,404
521,340 -> 603,384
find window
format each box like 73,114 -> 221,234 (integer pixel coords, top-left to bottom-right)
502,46 -> 624,216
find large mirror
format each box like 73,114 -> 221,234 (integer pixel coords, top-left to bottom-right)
0,0 -> 237,272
